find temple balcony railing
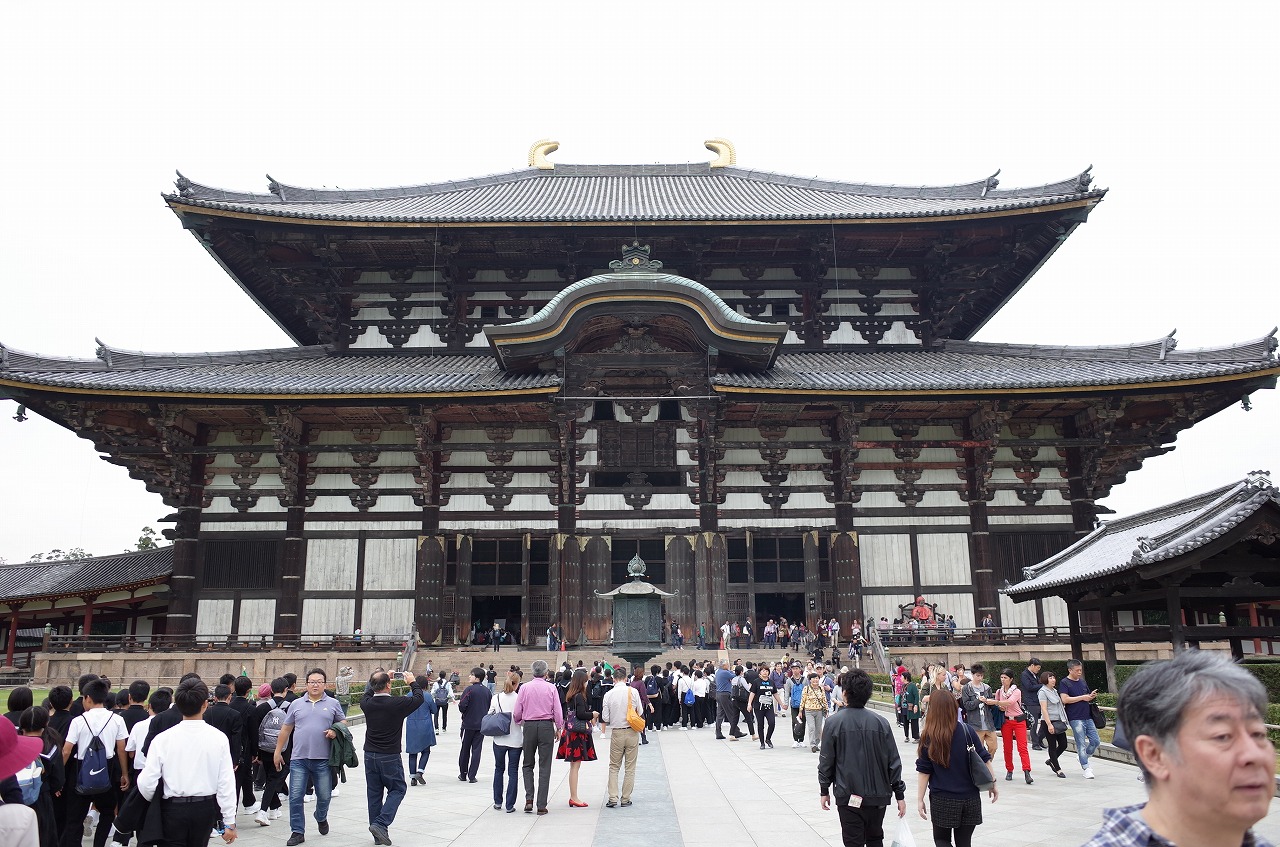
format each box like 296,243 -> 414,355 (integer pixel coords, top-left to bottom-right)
44,632 -> 414,653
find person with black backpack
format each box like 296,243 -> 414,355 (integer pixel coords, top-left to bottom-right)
58,678 -> 128,847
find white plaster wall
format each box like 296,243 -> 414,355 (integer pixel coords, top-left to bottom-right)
780,491 -> 829,511
999,594 -> 1040,628
196,599 -> 233,638
917,534 -> 971,585
861,595 -> 904,627
238,599 -> 276,637
850,515 -> 970,527
361,599 -> 415,635
860,535 -> 912,587
1041,596 -> 1069,627
364,539 -> 415,590
443,518 -> 558,530
927,593 -> 975,628
201,522 -> 288,533
305,539 -> 358,591
302,599 -> 355,636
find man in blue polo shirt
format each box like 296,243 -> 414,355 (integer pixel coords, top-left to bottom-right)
273,668 -> 346,846
1058,658 -> 1100,778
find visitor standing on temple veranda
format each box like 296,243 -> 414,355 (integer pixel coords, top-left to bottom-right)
818,670 -> 906,847
137,677 -> 239,847
273,668 -> 347,846
1083,650 -> 1276,847
359,671 -> 422,846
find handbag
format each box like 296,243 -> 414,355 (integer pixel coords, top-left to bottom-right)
1090,702 -> 1108,729
962,725 -> 994,790
1049,719 -> 1068,735
792,710 -> 807,742
480,696 -> 512,737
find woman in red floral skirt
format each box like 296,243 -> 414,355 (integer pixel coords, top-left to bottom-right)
556,668 -> 597,808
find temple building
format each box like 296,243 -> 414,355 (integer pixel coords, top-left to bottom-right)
1,140 -> 1276,647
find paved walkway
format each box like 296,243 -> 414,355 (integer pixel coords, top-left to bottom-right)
231,714 -> 1280,847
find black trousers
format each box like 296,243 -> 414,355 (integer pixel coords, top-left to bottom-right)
159,797 -> 219,847
435,703 -> 449,730
1043,725 -> 1069,772
62,786 -> 120,847
458,728 -> 484,779
755,708 -> 776,743
236,758 -> 256,807
715,693 -> 740,738
836,803 -> 888,847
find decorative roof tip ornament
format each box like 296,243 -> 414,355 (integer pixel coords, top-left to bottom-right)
1246,470 -> 1272,488
528,139 -> 559,170
1074,165 -> 1094,193
981,169 -> 1001,198
174,170 -> 193,198
266,175 -> 284,199
1265,327 -> 1278,361
1158,329 -> 1177,361
609,241 -> 663,273
705,138 -> 736,168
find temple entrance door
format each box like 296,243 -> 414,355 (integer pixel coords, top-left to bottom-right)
471,595 -> 523,645
755,592 -> 804,626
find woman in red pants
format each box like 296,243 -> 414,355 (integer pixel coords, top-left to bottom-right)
995,668 -> 1033,784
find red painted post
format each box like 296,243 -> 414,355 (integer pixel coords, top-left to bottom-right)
4,608 -> 19,666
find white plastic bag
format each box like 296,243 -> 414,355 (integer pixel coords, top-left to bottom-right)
890,816 -> 917,847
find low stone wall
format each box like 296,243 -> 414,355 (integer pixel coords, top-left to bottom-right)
34,641 -> 1177,687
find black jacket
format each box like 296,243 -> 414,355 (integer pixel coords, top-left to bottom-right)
817,707 -> 906,807
204,701 -> 244,766
141,705 -> 183,755
456,683 -> 492,731
1020,668 -> 1043,709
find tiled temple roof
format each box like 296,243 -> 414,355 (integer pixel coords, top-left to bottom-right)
0,547 -> 173,603
1004,473 -> 1280,599
166,163 -> 1104,224
0,333 -> 1274,398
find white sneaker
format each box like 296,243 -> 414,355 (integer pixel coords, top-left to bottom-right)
331,787 -> 340,797
254,811 -> 270,827
243,804 -> 260,815
88,809 -> 100,827
304,794 -> 313,803
1083,767 -> 1095,779
270,810 -> 283,820
681,727 -> 688,731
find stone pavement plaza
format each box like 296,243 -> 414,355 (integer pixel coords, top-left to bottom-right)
233,716 -> 1280,847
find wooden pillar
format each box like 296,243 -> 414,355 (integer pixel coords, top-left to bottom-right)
664,535 -> 696,635
520,535 -> 532,647
4,606 -> 20,667
555,535 -> 583,645
1224,602 -> 1244,660
1099,605 -> 1118,692
830,531 -> 861,626
453,534 -> 474,645
1249,602 -> 1262,656
803,531 -> 822,623
581,536 -> 611,642
1066,597 -> 1084,659
967,499 -> 999,626
81,595 -> 98,637
165,505 -> 201,636
1167,586 -> 1185,652
415,535 -> 446,645
693,532 -> 727,631
1062,421 -> 1098,539
276,504 -> 307,638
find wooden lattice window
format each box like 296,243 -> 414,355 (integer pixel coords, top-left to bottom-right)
201,540 -> 279,589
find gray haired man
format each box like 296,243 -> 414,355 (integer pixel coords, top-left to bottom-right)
1083,650 -> 1275,847
511,659 -> 563,815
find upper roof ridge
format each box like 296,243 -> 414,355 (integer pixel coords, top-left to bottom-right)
945,330 -> 1277,363
0,340 -> 330,373
168,163 -> 1104,205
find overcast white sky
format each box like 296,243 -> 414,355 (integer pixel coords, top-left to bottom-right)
0,4 -> 1276,562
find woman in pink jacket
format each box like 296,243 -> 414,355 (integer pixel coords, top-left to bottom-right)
995,668 -> 1033,783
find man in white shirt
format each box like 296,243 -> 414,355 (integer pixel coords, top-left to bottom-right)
60,678 -> 129,847
125,689 -> 171,782
138,677 -> 238,845
599,665 -> 645,808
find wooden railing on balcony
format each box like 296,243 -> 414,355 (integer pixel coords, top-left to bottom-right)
45,632 -> 413,653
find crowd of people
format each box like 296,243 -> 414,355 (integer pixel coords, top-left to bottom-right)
0,648 -> 1271,847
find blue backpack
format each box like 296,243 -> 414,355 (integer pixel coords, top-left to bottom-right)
75,718 -> 112,796
16,756 -> 43,804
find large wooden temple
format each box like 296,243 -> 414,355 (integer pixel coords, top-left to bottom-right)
2,141 -> 1277,647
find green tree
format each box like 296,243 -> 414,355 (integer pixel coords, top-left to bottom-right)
28,547 -> 93,562
134,526 -> 162,550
